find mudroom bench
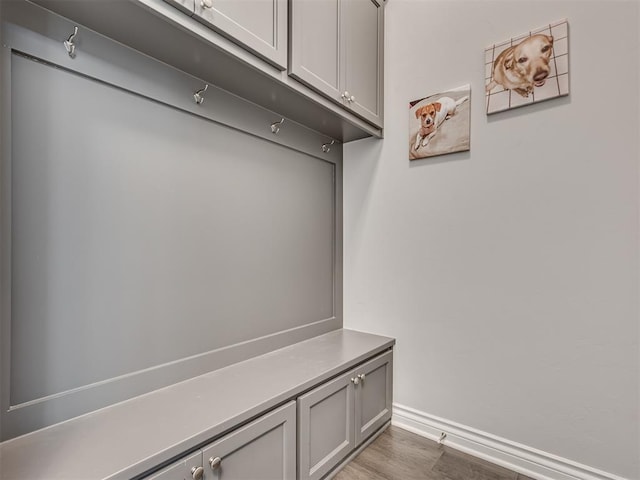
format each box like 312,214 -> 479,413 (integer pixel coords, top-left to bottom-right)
0,329 -> 394,480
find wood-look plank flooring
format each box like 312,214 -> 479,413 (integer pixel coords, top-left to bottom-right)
334,426 -> 535,480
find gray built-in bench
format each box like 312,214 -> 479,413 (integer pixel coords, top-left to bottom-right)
0,329 -> 394,480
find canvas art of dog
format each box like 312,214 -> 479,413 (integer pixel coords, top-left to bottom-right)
413,95 -> 469,151
486,34 -> 554,97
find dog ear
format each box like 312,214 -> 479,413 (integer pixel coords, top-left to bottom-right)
415,107 -> 422,119
503,50 -> 515,70
434,102 -> 442,112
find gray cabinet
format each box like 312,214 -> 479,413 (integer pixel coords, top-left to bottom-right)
202,401 -> 296,480
146,451 -> 203,480
164,0 -> 195,16
290,0 -> 384,127
192,0 -> 287,70
354,350 -> 393,444
297,371 -> 356,480
143,402 -> 296,480
297,351 -> 393,480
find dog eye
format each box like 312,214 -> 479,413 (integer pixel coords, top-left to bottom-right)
541,45 -> 551,53
518,56 -> 528,63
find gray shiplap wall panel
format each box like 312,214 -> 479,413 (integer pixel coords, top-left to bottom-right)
10,52 -> 334,404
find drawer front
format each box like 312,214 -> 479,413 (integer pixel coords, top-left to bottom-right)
202,401 -> 296,480
297,370 -> 355,480
193,0 -> 287,70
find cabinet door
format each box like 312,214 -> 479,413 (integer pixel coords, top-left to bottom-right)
193,0 -> 287,69
164,0 -> 195,15
354,350 -> 392,445
342,0 -> 384,126
201,401 -> 296,480
297,370 -> 355,480
145,451 -> 203,480
289,0 -> 343,102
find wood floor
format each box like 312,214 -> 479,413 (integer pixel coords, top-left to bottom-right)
334,426 -> 535,480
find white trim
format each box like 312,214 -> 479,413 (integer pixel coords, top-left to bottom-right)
392,403 -> 629,480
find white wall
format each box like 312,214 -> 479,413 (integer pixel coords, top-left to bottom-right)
344,1 -> 639,479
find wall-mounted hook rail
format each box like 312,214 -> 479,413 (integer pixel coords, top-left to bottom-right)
193,84 -> 209,105
270,118 -> 285,134
321,140 -> 335,153
63,26 -> 79,59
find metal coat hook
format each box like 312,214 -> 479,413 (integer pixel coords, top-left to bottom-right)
321,139 -> 335,153
270,118 -> 285,134
193,84 -> 209,105
63,26 -> 79,59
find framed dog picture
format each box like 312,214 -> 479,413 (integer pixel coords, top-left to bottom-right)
485,19 -> 569,114
409,85 -> 471,161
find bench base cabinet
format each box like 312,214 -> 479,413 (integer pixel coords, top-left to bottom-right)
297,350 -> 393,480
146,401 -> 296,480
144,349 -> 392,480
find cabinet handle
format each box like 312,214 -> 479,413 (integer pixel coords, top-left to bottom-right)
201,0 -> 213,8
358,373 -> 366,382
349,95 -> 356,103
191,466 -> 204,480
351,377 -> 360,385
209,456 -> 222,470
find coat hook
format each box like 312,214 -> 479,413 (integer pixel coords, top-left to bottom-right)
63,26 -> 79,59
270,118 -> 285,134
321,139 -> 335,153
193,84 -> 209,105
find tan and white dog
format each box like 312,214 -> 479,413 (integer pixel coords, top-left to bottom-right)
413,95 -> 469,151
486,34 -> 554,97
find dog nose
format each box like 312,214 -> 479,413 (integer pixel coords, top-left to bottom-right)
533,69 -> 549,81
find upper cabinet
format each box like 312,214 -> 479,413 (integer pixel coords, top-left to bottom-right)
53,0 -> 385,140
289,0 -> 384,127
166,0 -> 288,70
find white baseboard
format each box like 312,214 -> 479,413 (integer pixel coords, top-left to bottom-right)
392,403 -> 629,480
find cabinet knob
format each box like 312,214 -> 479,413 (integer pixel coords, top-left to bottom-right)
201,0 -> 213,8
191,466 -> 204,480
358,373 -> 366,382
209,456 -> 222,470
351,377 -> 360,385
340,91 -> 355,103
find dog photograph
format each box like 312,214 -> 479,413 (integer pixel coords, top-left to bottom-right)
485,19 -> 569,114
409,85 -> 470,161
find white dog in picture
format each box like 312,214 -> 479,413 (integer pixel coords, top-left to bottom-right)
413,95 -> 469,151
